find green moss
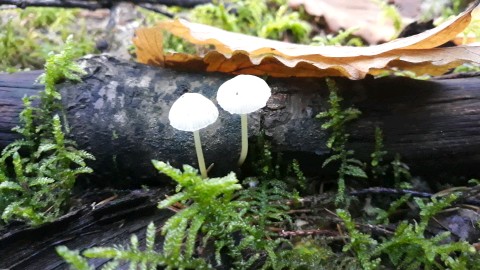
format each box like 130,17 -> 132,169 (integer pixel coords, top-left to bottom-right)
0,37 -> 94,225
310,27 -> 364,47
190,0 -> 311,43
58,76 -> 480,268
0,8 -> 95,72
316,78 -> 366,206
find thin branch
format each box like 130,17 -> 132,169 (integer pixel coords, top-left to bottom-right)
138,3 -> 174,18
349,187 -> 432,198
0,0 -> 211,10
349,187 -> 480,206
278,229 -> 339,237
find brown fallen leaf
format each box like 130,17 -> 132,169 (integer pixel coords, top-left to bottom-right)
134,26 -> 164,66
453,5 -> 480,45
288,0 -> 400,44
133,1 -> 480,80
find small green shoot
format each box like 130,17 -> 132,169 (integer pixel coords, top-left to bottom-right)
0,36 -> 94,225
310,28 -> 364,47
190,0 -> 311,43
317,78 -> 366,206
370,127 -> 388,181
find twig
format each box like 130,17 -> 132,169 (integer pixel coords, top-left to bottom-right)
278,229 -> 339,237
138,4 -> 174,17
349,187 -> 480,206
357,223 -> 394,237
349,187 -> 432,198
434,71 -> 480,80
0,0 -> 211,10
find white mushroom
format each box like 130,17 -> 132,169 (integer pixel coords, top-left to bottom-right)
169,93 -> 219,178
216,75 -> 271,167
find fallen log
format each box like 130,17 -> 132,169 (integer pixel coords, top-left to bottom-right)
1,187 -> 479,269
0,70 -> 44,147
1,55 -> 479,185
0,188 -> 173,269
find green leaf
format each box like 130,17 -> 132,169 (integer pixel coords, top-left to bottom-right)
35,143 -> 57,156
145,222 -> 156,252
56,246 -> 92,270
157,192 -> 188,209
344,165 -> 367,178
322,153 -> 342,167
51,115 -> 65,146
0,144 -> 22,161
0,171 -> 7,182
70,167 -> 93,175
76,150 -> 95,160
185,214 -> 206,258
0,181 -> 23,191
100,261 -> 120,270
152,160 -> 195,186
130,234 -> 139,252
2,201 -> 44,225
29,177 -> 55,186
346,158 -> 364,167
163,213 -> 189,260
63,151 -> 87,166
12,152 -> 25,181
83,247 -> 122,258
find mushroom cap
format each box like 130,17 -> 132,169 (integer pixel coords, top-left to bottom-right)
168,93 -> 219,132
217,75 -> 271,114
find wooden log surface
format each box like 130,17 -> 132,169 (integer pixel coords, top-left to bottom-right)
1,55 -> 480,185
0,188 -> 478,269
0,189 -> 173,269
0,71 -> 44,147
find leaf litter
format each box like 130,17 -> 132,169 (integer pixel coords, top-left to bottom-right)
134,0 -> 480,79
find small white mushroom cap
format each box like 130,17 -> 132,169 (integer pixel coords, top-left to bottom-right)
217,75 -> 271,114
168,93 -> 219,132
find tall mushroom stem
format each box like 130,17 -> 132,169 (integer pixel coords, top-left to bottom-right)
193,130 -> 208,178
238,114 -> 249,167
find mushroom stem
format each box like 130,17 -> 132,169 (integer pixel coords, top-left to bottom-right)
193,130 -> 208,178
238,114 -> 249,167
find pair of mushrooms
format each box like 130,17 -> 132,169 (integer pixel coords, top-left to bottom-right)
168,75 -> 271,178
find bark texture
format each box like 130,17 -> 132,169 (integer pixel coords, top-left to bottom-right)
1,55 -> 480,185
0,71 -> 43,146
0,189 -> 173,269
1,188 -> 478,269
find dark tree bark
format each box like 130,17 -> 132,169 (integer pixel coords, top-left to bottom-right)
0,189 -> 173,269
2,56 -> 480,268
0,188 -> 478,269
0,71 -> 43,146
1,55 -> 480,186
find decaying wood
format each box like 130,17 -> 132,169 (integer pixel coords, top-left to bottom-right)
0,55 -> 479,186
1,187 -> 479,269
0,188 -> 173,269
0,71 -> 43,146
